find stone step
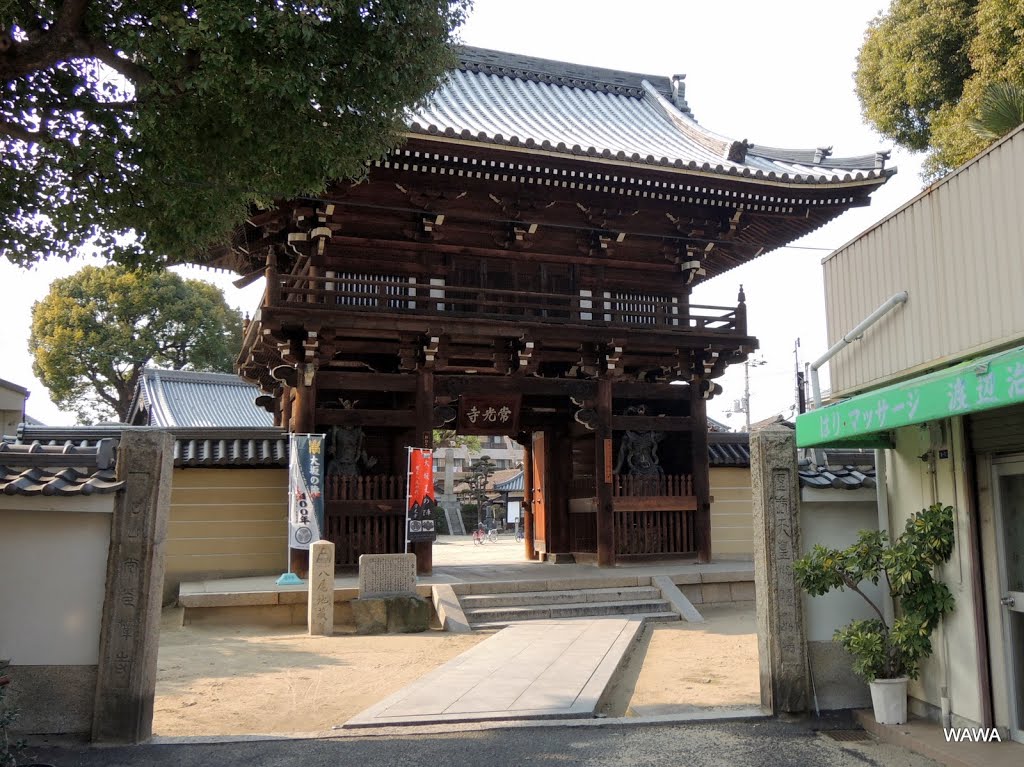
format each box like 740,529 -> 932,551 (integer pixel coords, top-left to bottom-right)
465,598 -> 673,625
460,586 -> 662,609
470,611 -> 681,632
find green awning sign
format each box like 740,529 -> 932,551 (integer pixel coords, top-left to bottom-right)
795,345 -> 1024,448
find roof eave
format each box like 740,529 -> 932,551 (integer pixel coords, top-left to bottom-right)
400,132 -> 896,190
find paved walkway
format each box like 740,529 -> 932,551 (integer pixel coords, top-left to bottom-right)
344,617 -> 644,727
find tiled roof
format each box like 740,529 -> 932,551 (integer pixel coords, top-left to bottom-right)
798,456 -> 876,490
16,426 -> 289,469
708,433 -> 751,467
0,440 -> 124,496
131,369 -> 274,428
493,470 -> 524,492
405,46 -> 893,185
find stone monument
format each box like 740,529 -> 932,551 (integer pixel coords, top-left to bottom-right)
308,540 -> 335,636
351,553 -> 430,633
750,422 -> 809,714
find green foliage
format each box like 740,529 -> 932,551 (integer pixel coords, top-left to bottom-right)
432,429 -> 481,454
967,81 -> 1024,140
794,503 -> 956,681
29,264 -> 242,423
856,0 -> 1024,177
0,1 -> 471,268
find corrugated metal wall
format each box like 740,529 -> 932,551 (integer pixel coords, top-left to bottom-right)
165,467 -> 287,602
824,127 -> 1024,396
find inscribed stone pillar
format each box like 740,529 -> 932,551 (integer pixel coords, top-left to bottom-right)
750,422 -> 809,714
308,541 -> 336,636
92,430 -> 173,744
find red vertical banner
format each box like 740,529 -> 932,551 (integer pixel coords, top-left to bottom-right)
406,447 -> 438,543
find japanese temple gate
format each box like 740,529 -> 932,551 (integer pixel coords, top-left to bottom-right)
206,47 -> 892,574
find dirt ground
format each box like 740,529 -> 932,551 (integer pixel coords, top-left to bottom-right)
152,604 -> 759,736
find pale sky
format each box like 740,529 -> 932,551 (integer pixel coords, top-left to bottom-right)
0,0 -> 927,428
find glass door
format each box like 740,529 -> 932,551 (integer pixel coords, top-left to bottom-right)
993,458 -> 1024,743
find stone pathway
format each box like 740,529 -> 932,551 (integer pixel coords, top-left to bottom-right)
344,617 -> 642,727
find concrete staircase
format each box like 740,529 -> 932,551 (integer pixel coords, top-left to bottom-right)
460,581 -> 679,630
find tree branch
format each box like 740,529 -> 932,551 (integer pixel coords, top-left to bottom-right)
77,38 -> 153,86
1,0 -> 153,88
840,571 -> 889,629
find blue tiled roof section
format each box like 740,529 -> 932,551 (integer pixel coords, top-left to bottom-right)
405,46 -> 893,184
493,471 -> 524,492
137,369 -> 273,428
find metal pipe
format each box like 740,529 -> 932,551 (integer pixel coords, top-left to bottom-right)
810,291 -> 908,409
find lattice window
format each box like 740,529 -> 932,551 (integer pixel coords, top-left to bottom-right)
325,272 -> 415,309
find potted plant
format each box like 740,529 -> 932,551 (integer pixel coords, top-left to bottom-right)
794,503 -> 956,724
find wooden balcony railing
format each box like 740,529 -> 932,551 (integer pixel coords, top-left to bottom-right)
267,272 -> 745,334
325,474 -> 406,501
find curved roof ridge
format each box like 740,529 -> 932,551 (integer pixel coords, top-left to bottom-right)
640,80 -> 736,161
457,45 -> 674,100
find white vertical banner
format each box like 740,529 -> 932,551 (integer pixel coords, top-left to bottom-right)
288,433 -> 326,550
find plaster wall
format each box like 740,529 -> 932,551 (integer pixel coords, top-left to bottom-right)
799,494 -> 881,709
0,500 -> 113,734
0,504 -> 112,665
886,418 -> 983,727
710,466 -> 753,558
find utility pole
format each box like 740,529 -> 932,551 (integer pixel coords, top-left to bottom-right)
742,358 -> 767,431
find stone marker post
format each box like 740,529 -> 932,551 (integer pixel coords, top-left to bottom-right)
308,540 -> 336,636
750,423 -> 809,714
92,430 -> 173,744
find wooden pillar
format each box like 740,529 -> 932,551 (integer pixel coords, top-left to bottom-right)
413,368 -> 434,575
595,377 -> 615,567
521,434 -> 538,560
545,427 -> 570,554
690,381 -> 712,563
289,365 -> 316,578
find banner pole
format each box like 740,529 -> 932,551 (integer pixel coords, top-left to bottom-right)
277,433 -> 304,585
405,446 -> 413,553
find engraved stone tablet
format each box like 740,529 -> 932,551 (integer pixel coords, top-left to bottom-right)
308,540 -> 336,636
358,553 -> 416,598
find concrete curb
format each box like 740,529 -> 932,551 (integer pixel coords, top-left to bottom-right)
652,575 -> 704,623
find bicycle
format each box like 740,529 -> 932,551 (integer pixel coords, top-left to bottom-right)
515,527 -> 525,542
472,525 -> 498,544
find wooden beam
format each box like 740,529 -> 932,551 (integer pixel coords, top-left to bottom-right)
414,368 -> 434,575
690,384 -> 712,563
317,372 -> 417,392
612,497 -> 698,512
595,377 -> 614,567
315,408 -> 416,428
611,415 -> 695,432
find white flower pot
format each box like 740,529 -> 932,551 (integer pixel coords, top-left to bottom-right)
869,677 -> 909,724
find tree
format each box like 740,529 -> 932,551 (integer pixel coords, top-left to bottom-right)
29,265 -> 242,422
855,0 -> 1024,177
968,81 -> 1024,141
432,429 -> 481,454
0,1 -> 471,269
460,455 -> 495,525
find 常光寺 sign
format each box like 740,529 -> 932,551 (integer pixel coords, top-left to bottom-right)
456,394 -> 521,434
796,345 -> 1024,447
288,434 -> 325,549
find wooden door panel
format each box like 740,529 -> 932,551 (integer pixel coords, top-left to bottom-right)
532,430 -> 547,553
